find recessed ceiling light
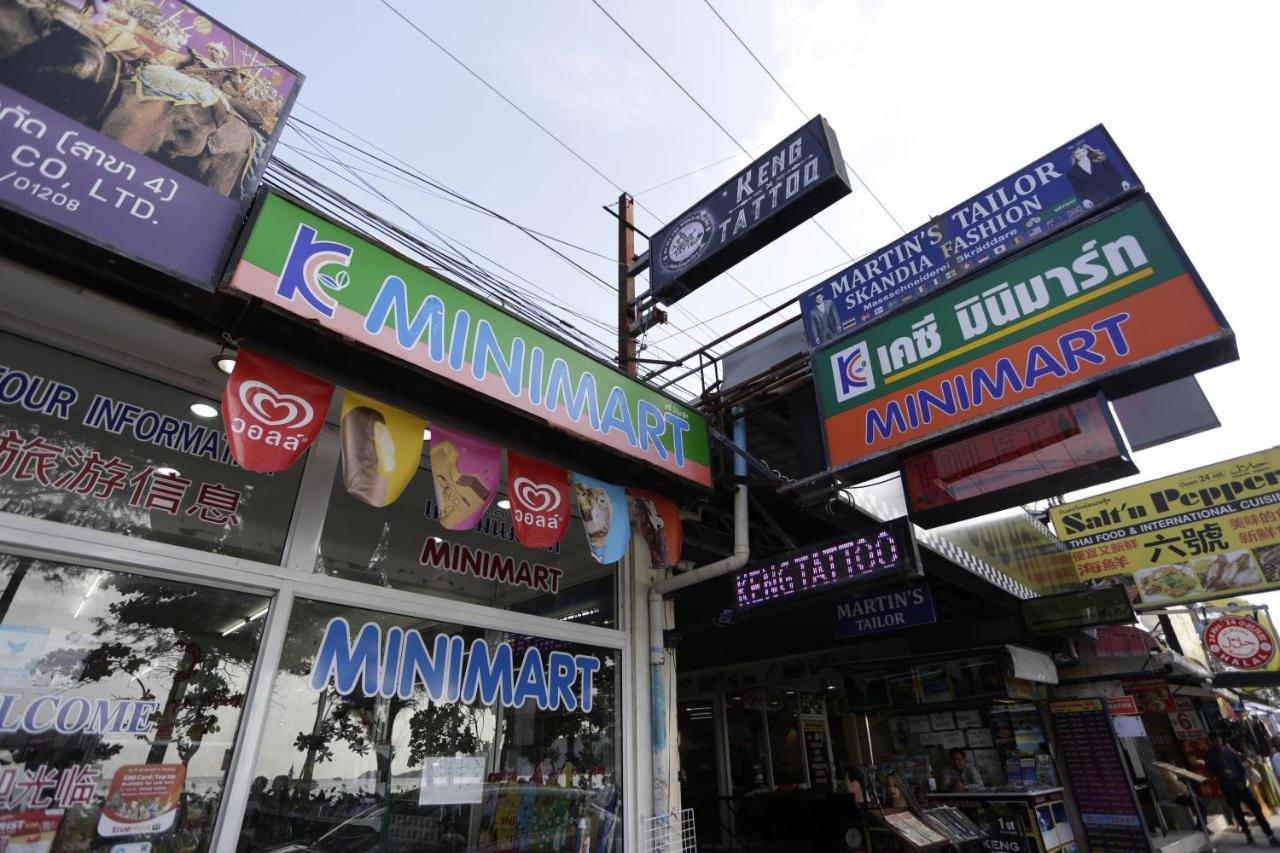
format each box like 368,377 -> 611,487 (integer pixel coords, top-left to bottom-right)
189,402 -> 218,419
155,467 -> 181,478
497,498 -> 510,510
213,354 -> 237,374
422,428 -> 432,441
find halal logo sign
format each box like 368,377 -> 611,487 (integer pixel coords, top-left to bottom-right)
1205,616 -> 1275,669
659,210 -> 715,275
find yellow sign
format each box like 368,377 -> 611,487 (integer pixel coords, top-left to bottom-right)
1050,448 -> 1280,609
339,391 -> 426,507
1050,699 -> 1102,713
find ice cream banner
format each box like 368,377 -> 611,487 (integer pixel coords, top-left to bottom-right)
570,473 -> 630,564
430,424 -> 501,531
1049,447 -> 1280,609
339,391 -> 425,507
630,489 -> 682,571
0,810 -> 61,850
98,763 -> 186,838
507,452 -> 569,549
223,348 -> 333,472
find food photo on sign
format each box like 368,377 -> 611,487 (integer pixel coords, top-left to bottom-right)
0,0 -> 300,286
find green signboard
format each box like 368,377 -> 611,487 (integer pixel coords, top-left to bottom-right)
228,193 -> 711,487
815,197 -> 1231,475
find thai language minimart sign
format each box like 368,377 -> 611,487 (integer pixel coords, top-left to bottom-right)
0,0 -> 299,288
902,394 -> 1134,528
648,115 -> 851,304
734,517 -> 920,611
229,193 -> 711,487
1049,448 -> 1280,609
799,125 -> 1138,350
814,197 -> 1233,478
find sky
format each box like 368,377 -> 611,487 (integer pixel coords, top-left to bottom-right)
196,1 -> 1280,605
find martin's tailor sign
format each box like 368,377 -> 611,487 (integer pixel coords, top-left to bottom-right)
833,583 -> 936,639
649,115 -> 851,304
815,197 -> 1233,478
734,517 -> 920,611
0,0 -> 300,288
800,125 -> 1138,350
229,193 -> 711,487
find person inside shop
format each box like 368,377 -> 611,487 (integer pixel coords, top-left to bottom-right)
940,748 -> 983,793
884,772 -> 909,809
1206,730 -> 1280,847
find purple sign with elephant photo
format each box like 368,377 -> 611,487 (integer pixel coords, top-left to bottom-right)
0,0 -> 301,288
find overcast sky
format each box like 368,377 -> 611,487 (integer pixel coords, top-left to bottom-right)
199,0 -> 1280,606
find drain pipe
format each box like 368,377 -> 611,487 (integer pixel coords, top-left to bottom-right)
648,413 -> 751,823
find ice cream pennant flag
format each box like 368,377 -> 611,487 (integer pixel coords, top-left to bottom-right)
507,452 -> 570,549
569,473 -> 631,564
339,391 -> 426,507
222,348 -> 334,473
629,489 -> 682,572
430,423 -> 502,530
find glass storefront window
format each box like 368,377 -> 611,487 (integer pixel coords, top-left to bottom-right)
317,461 -> 616,628
0,332 -> 304,563
239,598 -> 622,852
0,555 -> 270,851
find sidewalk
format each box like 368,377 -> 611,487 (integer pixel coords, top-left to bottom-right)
1210,815 -> 1280,852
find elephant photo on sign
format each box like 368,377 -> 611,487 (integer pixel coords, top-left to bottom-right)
0,0 -> 296,200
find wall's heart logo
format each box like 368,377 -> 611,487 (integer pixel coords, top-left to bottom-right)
513,477 -> 560,513
238,380 -> 315,428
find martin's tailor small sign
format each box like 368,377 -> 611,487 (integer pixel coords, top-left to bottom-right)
649,115 -> 851,304
800,125 -> 1138,350
834,583 -> 936,639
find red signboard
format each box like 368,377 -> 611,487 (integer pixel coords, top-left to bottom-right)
1204,616 -> 1276,669
1106,696 -> 1139,716
902,395 -> 1135,527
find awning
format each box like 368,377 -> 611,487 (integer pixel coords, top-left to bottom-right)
1006,645 -> 1059,685
1214,671 -> 1280,690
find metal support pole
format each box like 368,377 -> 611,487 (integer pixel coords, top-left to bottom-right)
617,192 -> 637,376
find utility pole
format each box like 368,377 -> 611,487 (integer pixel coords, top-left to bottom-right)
617,192 -> 637,376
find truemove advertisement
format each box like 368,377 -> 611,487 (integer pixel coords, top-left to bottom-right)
814,197 -> 1231,474
1049,448 -> 1280,608
228,193 -> 711,487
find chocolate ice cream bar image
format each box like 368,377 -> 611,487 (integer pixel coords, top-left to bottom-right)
457,473 -> 490,502
341,406 -> 395,506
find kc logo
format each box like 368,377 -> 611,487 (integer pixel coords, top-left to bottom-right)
831,341 -> 875,403
238,380 -> 315,429
223,349 -> 335,473
507,452 -> 570,549
276,223 -> 355,319
513,477 -> 561,513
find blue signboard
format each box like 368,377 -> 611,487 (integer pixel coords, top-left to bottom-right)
799,125 -> 1139,350
649,115 -> 851,304
833,583 -> 935,639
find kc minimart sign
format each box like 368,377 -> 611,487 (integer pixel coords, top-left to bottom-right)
1050,448 -> 1280,608
814,196 -> 1234,478
228,193 -> 711,487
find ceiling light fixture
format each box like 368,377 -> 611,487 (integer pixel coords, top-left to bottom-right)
189,402 -> 218,419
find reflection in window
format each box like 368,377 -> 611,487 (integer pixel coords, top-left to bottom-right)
316,462 -> 616,628
239,598 -> 622,852
0,555 -> 269,852
0,332 -> 303,563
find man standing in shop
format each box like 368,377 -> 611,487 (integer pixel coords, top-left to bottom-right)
1206,731 -> 1280,846
940,748 -> 983,793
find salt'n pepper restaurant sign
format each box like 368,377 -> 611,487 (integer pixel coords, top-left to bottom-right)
648,115 -> 851,305
227,192 -> 711,487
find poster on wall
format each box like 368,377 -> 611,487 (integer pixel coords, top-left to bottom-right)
799,125 -> 1139,350
97,763 -> 186,838
814,196 -> 1234,478
0,0 -> 301,288
1050,447 -> 1280,608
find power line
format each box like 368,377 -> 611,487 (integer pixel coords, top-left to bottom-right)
588,0 -> 853,262
699,0 -> 906,233
371,2 -> 728,354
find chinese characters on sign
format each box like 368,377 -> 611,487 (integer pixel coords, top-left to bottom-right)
1049,447 -> 1280,608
